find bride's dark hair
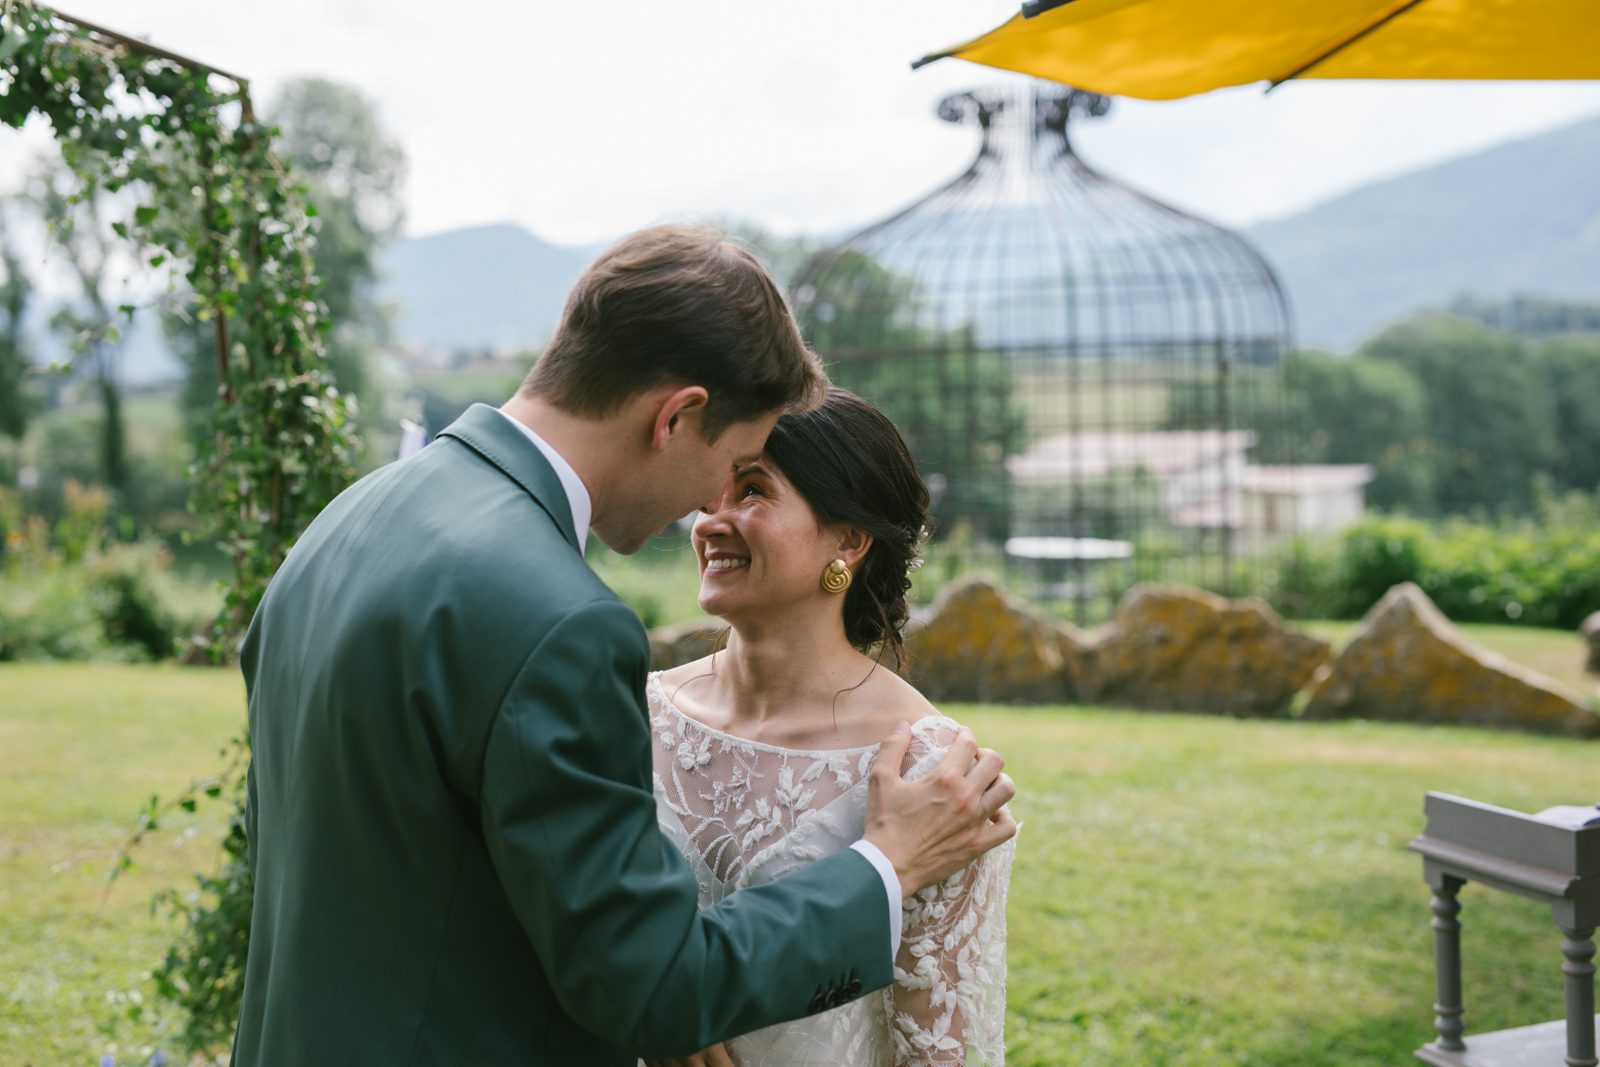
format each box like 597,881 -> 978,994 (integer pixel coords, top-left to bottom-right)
763,386 -> 931,669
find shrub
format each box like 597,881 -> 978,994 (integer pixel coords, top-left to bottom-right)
0,565 -> 113,661
55,479 -> 113,563
1336,516 -> 1430,617
1280,490 -> 1600,626
0,483 -> 212,661
1263,534 -> 1345,620
1417,516 -> 1600,629
86,542 -> 180,660
0,485 -> 20,559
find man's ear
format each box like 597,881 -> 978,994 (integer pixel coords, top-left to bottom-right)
834,525 -> 873,570
650,385 -> 710,451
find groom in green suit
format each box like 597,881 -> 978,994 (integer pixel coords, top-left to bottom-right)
232,225 -> 1017,1065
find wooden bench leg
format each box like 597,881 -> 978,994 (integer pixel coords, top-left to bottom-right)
1561,926 -> 1596,1067
1431,876 -> 1466,1052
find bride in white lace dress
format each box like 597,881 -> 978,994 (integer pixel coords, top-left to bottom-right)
644,388 -> 1014,1067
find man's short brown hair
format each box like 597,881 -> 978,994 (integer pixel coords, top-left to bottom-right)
519,225 -> 828,438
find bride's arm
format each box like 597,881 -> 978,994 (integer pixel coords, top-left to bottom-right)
888,720 -> 1016,1067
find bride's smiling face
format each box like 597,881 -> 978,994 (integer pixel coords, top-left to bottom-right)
691,458 -> 846,622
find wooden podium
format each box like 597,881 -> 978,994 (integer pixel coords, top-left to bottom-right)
1408,792 -> 1600,1067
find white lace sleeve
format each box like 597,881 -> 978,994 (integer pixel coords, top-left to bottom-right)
887,716 -> 1015,1066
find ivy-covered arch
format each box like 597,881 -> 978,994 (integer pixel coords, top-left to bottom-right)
1,1 -> 358,650
3,3 -> 361,1053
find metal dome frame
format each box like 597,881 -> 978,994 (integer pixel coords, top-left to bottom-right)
794,81 -> 1297,623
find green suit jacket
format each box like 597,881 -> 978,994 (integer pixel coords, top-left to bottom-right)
232,403 -> 892,1065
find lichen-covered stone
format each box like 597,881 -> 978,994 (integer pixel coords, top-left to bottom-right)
1583,610 -> 1600,675
1079,584 -> 1329,718
905,575 -> 1075,704
648,619 -> 724,671
1053,621 -> 1097,706
1304,583 -> 1600,738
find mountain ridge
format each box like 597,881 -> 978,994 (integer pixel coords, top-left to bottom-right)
376,222 -> 589,354
365,112 -> 1600,357
1244,114 -> 1600,349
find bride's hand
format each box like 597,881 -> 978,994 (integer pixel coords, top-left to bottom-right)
643,1041 -> 735,1067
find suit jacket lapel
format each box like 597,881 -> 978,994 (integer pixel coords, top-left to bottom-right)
436,403 -> 582,552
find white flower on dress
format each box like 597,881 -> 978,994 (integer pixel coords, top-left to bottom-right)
735,796 -> 787,850
702,768 -> 751,815
677,733 -> 711,772
772,765 -> 816,813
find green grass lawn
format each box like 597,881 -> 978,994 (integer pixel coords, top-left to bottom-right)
1,664 -> 244,1065
2,663 -> 1595,1065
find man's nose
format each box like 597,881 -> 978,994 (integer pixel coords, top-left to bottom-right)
694,490 -> 735,535
698,477 -> 739,517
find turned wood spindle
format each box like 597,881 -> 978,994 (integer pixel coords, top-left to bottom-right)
1431,878 -> 1466,1052
1561,926 -> 1597,1067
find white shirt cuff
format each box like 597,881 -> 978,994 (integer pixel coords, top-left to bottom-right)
848,839 -> 904,960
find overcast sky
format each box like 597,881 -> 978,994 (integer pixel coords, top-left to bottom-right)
6,1 -> 1600,248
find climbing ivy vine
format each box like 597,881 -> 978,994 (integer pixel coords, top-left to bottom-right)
2,2 -> 358,1055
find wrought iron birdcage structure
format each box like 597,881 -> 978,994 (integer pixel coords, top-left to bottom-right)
793,82 -> 1296,624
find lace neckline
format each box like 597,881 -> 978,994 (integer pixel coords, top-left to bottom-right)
647,672 -> 890,758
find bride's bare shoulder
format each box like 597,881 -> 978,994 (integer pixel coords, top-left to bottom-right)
850,665 -> 947,735
653,657 -> 717,705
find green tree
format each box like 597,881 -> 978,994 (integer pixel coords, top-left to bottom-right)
265,78 -> 404,389
28,160 -> 134,498
1164,350 -> 1433,511
1360,314 -> 1557,514
0,201 -> 34,442
1530,333 -> 1600,493
1449,294 -> 1600,338
1285,349 -> 1435,512
718,219 -> 828,291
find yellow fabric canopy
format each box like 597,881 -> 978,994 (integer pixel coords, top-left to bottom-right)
917,0 -> 1600,101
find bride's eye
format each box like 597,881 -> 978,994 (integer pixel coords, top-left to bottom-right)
740,482 -> 763,499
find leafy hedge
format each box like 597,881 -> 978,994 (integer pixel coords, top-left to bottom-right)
0,484 -> 215,661
1276,490 -> 1600,628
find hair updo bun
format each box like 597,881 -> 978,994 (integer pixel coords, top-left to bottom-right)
763,387 -> 931,669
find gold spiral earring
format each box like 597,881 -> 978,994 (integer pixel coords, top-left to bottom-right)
821,559 -> 852,595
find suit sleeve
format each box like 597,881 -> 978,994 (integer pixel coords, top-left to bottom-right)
240,618 -> 261,877
478,598 -> 894,1056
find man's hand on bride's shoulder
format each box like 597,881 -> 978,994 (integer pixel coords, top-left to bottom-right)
863,721 -> 1018,896
643,1041 -> 735,1067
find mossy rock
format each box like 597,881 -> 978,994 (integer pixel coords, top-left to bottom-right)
648,619 -> 723,671
1077,584 -> 1329,718
1583,610 -> 1600,675
1305,583 -> 1600,738
905,575 -> 1078,705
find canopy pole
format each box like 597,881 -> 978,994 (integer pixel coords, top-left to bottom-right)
1266,0 -> 1428,91
1021,0 -> 1080,18
913,0 -> 1083,68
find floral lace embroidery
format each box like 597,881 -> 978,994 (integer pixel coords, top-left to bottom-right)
647,673 -> 1012,1066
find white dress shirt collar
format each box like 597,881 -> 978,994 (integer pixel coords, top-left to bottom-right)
495,407 -> 591,555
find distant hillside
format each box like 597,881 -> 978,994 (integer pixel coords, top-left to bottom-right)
1247,115 -> 1600,351
373,119 -> 1600,357
377,223 -> 588,353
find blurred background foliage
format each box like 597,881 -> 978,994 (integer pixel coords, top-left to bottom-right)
4,71 -> 1600,662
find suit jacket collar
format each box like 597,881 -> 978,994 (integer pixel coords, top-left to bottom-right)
437,403 -> 582,552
